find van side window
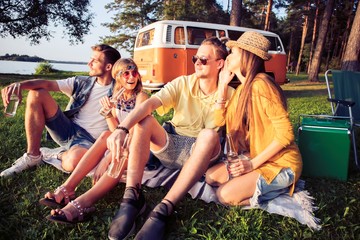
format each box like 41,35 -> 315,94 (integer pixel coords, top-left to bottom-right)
187,27 -> 216,45
136,28 -> 155,47
166,25 -> 172,43
265,36 -> 283,52
218,30 -> 226,38
228,30 -> 244,40
174,27 -> 185,45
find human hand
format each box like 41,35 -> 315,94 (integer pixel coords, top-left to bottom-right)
218,61 -> 235,88
1,82 -> 22,107
99,95 -> 114,109
92,153 -> 111,185
227,157 -> 253,178
107,129 -> 127,163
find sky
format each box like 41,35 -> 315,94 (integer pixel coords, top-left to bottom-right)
0,0 -> 230,63
0,0 -> 117,62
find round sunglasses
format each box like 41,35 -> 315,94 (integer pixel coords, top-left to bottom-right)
117,70 -> 139,79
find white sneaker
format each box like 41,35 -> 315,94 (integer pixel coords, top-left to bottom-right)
40,147 -> 66,162
0,153 -> 43,177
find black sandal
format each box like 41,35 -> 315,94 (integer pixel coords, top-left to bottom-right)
39,185 -> 75,208
46,200 -> 95,224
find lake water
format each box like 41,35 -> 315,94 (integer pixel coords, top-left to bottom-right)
0,60 -> 89,74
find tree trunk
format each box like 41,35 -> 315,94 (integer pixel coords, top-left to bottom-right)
307,0 -> 320,74
308,0 -> 335,82
230,0 -> 242,26
342,1 -> 360,71
287,30 -> 294,66
296,1 -> 310,75
340,2 -> 354,63
264,0 -> 273,31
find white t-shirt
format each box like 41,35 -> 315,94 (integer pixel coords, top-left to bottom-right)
57,77 -> 112,139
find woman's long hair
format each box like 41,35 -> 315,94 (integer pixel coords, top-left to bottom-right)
227,49 -> 287,152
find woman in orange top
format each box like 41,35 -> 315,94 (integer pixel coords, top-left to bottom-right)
205,31 -> 302,207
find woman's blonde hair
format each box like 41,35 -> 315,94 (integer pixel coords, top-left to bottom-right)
227,48 -> 287,152
111,58 -> 142,95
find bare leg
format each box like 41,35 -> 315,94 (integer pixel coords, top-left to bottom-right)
216,170 -> 259,206
62,131 -> 111,190
108,116 -> 166,240
126,116 -> 167,190
61,146 -> 90,172
134,129 -> 221,240
25,89 -> 59,156
58,153 -> 125,213
42,131 -> 111,203
205,162 -> 230,186
162,129 -> 220,211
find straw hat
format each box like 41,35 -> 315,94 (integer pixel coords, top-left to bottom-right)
226,31 -> 271,61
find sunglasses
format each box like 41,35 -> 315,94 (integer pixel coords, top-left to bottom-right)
192,55 -> 220,65
117,70 -> 139,79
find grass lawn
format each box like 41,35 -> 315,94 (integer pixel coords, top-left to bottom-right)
0,72 -> 359,239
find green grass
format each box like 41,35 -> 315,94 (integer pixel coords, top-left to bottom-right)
0,73 -> 359,239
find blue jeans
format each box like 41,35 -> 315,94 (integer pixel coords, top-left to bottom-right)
250,168 -> 295,207
45,107 -> 95,149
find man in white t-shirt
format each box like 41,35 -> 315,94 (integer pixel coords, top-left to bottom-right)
0,44 -> 121,177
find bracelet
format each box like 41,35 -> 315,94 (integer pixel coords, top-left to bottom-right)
116,125 -> 129,134
215,99 -> 227,104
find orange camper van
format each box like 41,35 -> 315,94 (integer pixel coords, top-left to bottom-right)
134,20 -> 288,90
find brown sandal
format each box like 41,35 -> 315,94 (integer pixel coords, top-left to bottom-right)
39,185 -> 75,208
46,200 -> 96,224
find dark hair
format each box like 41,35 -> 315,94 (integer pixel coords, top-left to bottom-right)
201,37 -> 228,60
91,44 -> 121,65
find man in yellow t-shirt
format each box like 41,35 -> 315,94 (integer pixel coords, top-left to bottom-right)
107,37 -> 234,240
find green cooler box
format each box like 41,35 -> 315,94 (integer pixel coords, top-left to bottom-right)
298,117 -> 351,181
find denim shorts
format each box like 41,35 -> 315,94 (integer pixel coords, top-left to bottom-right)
45,107 -> 95,150
151,122 -> 220,170
249,168 -> 295,207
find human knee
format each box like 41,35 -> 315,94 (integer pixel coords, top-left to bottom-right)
62,147 -> 87,171
198,129 -> 219,146
216,185 -> 233,206
27,89 -> 49,102
205,169 -> 219,186
137,115 -> 156,128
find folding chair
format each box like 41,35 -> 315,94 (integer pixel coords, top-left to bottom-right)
325,69 -> 360,168
297,69 -> 360,181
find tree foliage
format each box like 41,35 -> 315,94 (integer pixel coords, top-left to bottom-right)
102,0 -> 161,53
102,0 -> 229,53
0,0 -> 94,44
162,0 -> 228,23
101,0 -> 359,78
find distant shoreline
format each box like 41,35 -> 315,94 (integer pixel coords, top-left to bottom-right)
0,59 -> 87,65
0,54 -> 87,65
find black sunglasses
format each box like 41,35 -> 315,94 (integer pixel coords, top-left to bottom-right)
192,55 -> 220,65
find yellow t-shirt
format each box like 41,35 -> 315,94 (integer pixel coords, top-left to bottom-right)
215,76 -> 302,195
154,74 -> 234,137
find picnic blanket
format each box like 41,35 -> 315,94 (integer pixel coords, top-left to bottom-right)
42,148 -> 321,230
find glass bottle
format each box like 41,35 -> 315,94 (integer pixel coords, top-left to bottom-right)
4,83 -> 20,117
225,133 -> 239,179
107,133 -> 132,178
